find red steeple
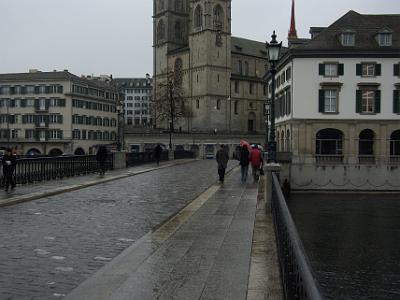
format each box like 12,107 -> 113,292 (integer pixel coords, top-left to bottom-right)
288,0 -> 297,39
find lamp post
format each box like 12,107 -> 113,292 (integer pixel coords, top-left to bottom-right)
265,99 -> 270,151
116,102 -> 123,151
266,31 -> 282,163
168,80 -> 174,150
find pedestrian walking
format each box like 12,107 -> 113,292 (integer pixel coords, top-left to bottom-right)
249,144 -> 263,182
96,145 -> 108,175
2,148 -> 16,192
154,144 -> 162,166
239,145 -> 250,183
216,144 -> 229,183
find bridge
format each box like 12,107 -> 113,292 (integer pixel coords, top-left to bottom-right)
0,154 -> 327,300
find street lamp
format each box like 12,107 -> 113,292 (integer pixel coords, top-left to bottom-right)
168,80 -> 174,150
116,102 -> 123,151
266,30 -> 282,163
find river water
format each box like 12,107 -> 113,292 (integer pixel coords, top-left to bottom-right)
287,193 -> 400,300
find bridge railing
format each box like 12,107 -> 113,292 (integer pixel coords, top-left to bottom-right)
125,151 -> 169,167
271,173 -> 324,300
0,154 -> 114,187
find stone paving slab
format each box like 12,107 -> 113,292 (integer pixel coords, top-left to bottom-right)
65,168 -> 260,300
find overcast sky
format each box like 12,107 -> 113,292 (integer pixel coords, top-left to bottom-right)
0,0 -> 399,78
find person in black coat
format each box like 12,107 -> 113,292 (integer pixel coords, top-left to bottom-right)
2,148 -> 16,191
239,145 -> 250,183
96,146 -> 108,175
154,144 -> 162,166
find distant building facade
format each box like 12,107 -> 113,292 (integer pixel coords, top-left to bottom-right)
0,71 -> 120,155
267,11 -> 400,190
153,0 -> 270,133
114,76 -> 153,127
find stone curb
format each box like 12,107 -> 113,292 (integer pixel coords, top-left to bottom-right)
0,159 -> 197,208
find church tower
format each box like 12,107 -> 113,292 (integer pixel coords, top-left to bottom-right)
153,0 -> 190,79
188,0 -> 232,131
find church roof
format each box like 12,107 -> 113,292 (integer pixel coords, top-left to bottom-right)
231,37 -> 268,58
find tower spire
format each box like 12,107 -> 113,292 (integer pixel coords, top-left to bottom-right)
288,0 -> 297,39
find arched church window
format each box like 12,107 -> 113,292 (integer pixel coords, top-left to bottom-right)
213,5 -> 224,30
157,20 -> 165,42
175,0 -> 183,12
194,5 -> 203,29
174,58 -> 183,86
158,0 -> 164,11
175,21 -> 182,40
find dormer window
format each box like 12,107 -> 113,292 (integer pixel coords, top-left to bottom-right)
340,32 -> 355,46
378,32 -> 392,46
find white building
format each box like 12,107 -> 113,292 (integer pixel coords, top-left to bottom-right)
115,76 -> 153,127
267,11 -> 400,190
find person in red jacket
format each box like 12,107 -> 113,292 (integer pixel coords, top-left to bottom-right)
249,145 -> 263,182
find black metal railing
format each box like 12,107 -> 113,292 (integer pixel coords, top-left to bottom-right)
0,155 -> 114,187
271,173 -> 324,300
125,151 -> 169,167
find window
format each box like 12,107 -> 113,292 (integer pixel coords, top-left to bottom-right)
175,0 -> 183,12
213,5 -> 223,30
194,5 -> 203,29
319,63 -> 343,77
316,128 -> 343,157
394,63 -> 400,77
390,130 -> 400,156
216,99 -> 221,110
234,101 -> 238,114
174,58 -> 183,86
196,99 -> 200,109
286,67 -> 291,81
249,83 -> 254,94
341,32 -> 355,46
237,60 -> 242,75
319,89 -> 338,113
394,90 -> 400,114
359,129 -> 374,159
234,81 -> 239,93
356,63 -> 381,77
175,21 -> 182,40
244,61 -> 249,76
378,33 -> 392,46
157,20 -> 165,42
356,89 -> 380,114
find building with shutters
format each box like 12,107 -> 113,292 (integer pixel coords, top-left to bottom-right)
0,70 -> 120,155
266,10 -> 400,190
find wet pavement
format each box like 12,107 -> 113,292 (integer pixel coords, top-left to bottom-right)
0,159 -> 273,299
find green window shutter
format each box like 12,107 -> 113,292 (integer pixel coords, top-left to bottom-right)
338,64 -> 344,76
319,64 -> 325,76
374,90 -> 381,113
394,90 -> 400,114
375,64 -> 381,76
356,64 -> 362,76
356,90 -> 362,113
394,64 -> 400,76
319,90 -> 325,113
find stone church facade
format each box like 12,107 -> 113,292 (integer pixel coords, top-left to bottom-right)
153,0 -> 269,133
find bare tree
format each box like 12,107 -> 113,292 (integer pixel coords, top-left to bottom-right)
153,72 -> 191,131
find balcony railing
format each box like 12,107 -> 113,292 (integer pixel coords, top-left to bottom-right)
271,173 -> 324,300
315,155 -> 343,164
358,155 -> 375,164
390,155 -> 400,164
